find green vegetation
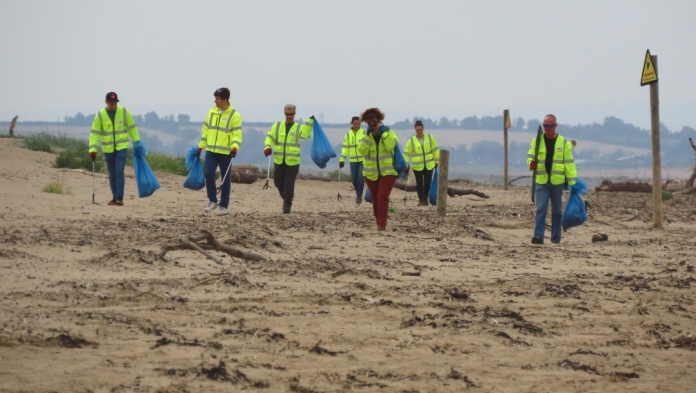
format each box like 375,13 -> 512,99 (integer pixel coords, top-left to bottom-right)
16,133 -> 188,176
23,133 -> 86,153
42,180 -> 69,194
691,209 -> 696,216
632,205 -> 643,210
327,169 -> 349,180
662,190 -> 673,201
0,133 -> 16,139
140,152 -> 187,176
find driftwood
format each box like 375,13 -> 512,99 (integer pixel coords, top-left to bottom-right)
232,164 -> 260,174
159,230 -> 266,264
687,138 -> 696,188
595,179 -> 651,193
9,116 -> 18,136
508,175 -> 531,185
596,178 -> 674,193
393,182 -> 490,199
231,171 -> 258,184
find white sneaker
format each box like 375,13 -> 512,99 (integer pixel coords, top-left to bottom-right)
218,207 -> 229,216
204,202 -> 217,213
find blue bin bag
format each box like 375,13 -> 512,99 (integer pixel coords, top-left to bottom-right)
311,119 -> 337,169
562,178 -> 588,231
394,143 -> 407,173
183,146 -> 205,190
429,168 -> 438,205
132,142 -> 161,198
365,188 -> 372,203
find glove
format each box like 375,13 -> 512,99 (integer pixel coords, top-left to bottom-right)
196,147 -> 202,158
339,161 -> 344,169
529,161 -> 537,170
264,148 -> 272,157
89,152 -> 96,161
434,163 -> 438,168
230,147 -> 237,158
403,167 -> 409,175
310,115 -> 315,120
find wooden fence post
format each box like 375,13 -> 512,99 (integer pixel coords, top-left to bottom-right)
437,150 -> 449,217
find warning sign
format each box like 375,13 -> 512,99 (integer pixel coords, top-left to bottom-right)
641,49 -> 658,86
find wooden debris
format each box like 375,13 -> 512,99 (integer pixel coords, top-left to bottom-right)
402,271 -> 421,277
159,230 -> 266,264
393,182 -> 490,199
595,179 -> 651,193
508,175 -> 531,185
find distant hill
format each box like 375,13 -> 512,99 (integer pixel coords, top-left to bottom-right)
2,112 -> 695,172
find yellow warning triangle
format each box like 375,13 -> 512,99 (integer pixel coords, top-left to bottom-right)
641,49 -> 658,86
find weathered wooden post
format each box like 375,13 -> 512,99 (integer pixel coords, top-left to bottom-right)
641,50 -> 661,228
437,150 -> 449,217
9,116 -> 18,136
503,109 -> 510,190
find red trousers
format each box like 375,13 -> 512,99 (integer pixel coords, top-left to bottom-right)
364,175 -> 397,229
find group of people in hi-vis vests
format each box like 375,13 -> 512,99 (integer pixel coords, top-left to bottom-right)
88,89 -> 579,240
88,90 -> 441,231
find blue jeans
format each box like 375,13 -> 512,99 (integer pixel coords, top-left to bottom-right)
350,162 -> 365,198
534,183 -> 564,243
104,149 -> 127,201
204,151 -> 232,208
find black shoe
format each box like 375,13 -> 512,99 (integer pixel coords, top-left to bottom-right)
531,236 -> 543,245
282,203 -> 291,214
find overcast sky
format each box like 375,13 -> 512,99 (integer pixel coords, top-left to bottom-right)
1,0 -> 694,131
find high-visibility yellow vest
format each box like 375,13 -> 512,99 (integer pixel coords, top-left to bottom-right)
357,127 -> 399,181
264,119 -> 314,166
403,133 -> 439,171
527,134 -> 577,185
340,128 -> 365,163
89,106 -> 140,154
198,105 -> 242,155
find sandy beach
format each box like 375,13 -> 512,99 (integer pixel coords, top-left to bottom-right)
1,138 -> 696,392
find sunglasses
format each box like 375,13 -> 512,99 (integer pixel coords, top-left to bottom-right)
284,112 -> 296,116
542,124 -> 556,129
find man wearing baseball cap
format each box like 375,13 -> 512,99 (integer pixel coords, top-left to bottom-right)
88,92 -> 142,206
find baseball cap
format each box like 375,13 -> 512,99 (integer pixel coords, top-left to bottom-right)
105,92 -> 119,103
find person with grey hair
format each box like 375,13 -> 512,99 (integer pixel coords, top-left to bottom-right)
263,104 -> 314,213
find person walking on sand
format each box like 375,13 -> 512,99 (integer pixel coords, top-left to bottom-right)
197,88 -> 243,216
88,92 -> 141,206
339,116 -> 366,204
403,119 -> 440,206
357,107 -> 400,231
263,104 -> 314,214
527,114 -> 578,245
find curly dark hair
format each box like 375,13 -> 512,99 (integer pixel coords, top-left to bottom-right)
360,107 -> 385,123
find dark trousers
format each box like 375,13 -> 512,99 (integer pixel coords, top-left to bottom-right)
364,175 -> 397,229
349,162 -> 365,197
274,163 -> 300,205
204,151 -> 232,208
104,149 -> 127,201
414,168 -> 433,201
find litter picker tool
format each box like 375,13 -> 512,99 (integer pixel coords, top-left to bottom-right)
337,169 -> 342,201
263,155 -> 271,190
403,146 -> 412,205
531,125 -> 543,203
216,157 -> 234,195
92,160 -> 96,204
